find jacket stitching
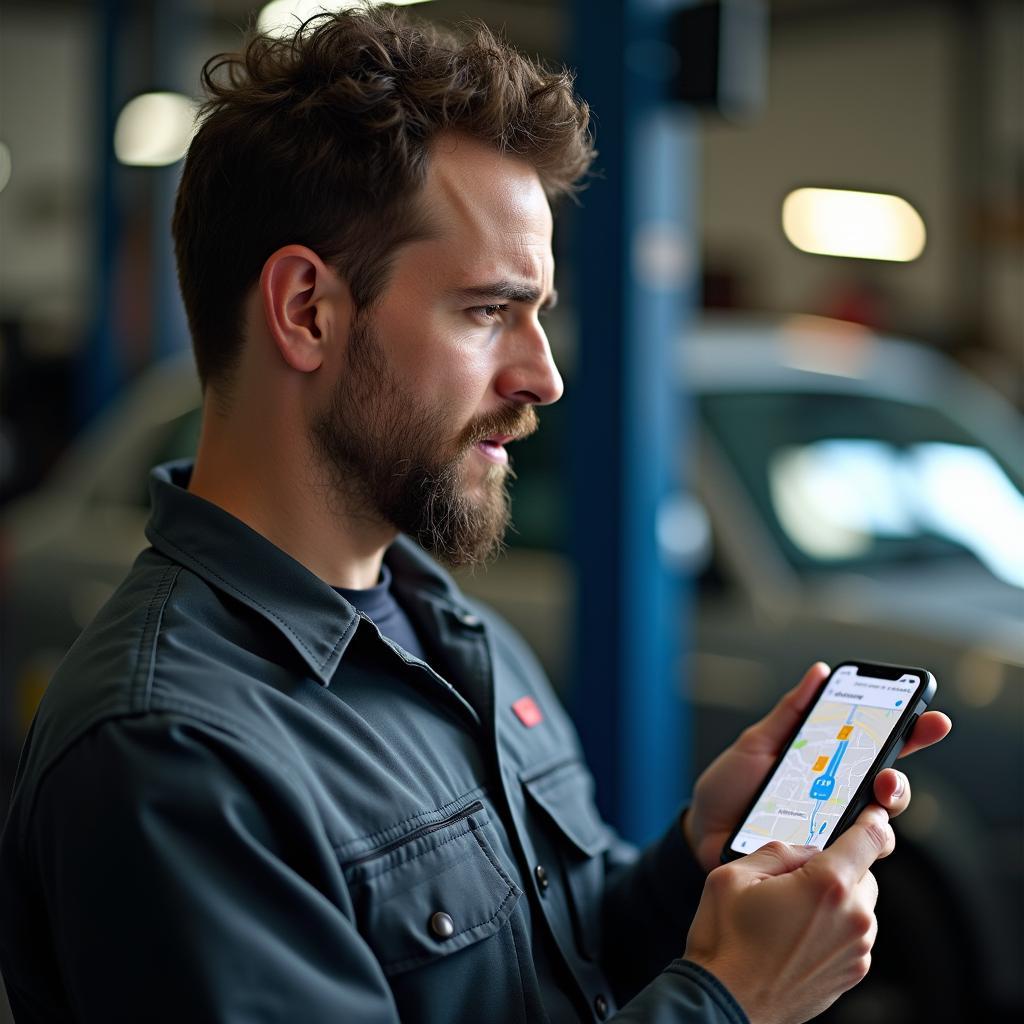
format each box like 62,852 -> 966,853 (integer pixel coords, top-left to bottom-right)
130,565 -> 181,712
16,566 -> 189,843
346,818 -> 480,879
148,524 -> 354,676
331,787 -> 487,859
470,826 -> 519,894
504,897 -> 533,1024
444,879 -> 516,945
469,614 -> 494,726
356,827 -> 519,973
145,697 -> 309,790
16,701 -> 312,859
382,876 -> 517,973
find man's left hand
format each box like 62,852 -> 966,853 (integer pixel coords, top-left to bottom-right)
683,662 -> 953,872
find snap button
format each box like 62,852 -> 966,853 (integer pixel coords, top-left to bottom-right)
456,611 -> 482,628
594,994 -> 609,1019
534,864 -> 550,891
429,911 -> 455,940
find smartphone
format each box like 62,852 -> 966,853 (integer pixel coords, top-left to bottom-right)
722,660 -> 936,862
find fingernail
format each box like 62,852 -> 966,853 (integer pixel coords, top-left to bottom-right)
892,774 -> 905,798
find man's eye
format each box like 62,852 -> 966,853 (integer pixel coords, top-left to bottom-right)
474,303 -> 509,321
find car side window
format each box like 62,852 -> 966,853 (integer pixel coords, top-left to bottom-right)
698,391 -> 1024,582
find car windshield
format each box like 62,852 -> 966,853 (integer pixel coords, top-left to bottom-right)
699,391 -> 1024,588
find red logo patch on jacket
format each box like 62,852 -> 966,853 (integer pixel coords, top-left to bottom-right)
511,696 -> 543,728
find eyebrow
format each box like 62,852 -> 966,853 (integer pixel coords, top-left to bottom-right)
454,281 -> 559,312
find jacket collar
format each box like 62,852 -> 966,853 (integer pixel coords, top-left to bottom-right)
144,460 -> 466,685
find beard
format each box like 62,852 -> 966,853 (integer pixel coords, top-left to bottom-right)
310,314 -> 537,567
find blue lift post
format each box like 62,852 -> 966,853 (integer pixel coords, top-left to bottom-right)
568,0 -> 699,844
79,0 -> 126,425
82,0 -> 192,425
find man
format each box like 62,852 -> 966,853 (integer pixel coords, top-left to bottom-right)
0,9 -> 949,1023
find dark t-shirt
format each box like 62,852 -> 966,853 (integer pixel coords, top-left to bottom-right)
334,563 -> 427,663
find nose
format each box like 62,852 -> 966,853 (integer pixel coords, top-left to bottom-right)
494,320 -> 564,407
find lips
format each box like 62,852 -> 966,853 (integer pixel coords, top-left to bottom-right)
466,407 -> 538,467
475,437 -> 511,466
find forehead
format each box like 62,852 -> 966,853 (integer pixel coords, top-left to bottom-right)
405,134 -> 554,287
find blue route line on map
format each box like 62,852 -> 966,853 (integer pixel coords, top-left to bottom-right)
806,799 -> 824,844
806,704 -> 859,843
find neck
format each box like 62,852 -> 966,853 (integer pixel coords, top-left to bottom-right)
187,405 -> 395,590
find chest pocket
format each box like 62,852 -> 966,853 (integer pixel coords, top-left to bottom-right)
342,800 -> 522,977
521,758 -> 612,961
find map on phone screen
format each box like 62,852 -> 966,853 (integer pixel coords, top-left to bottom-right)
730,665 -> 919,854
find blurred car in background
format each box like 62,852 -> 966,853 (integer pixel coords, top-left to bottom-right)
2,316 -> 1021,1021
688,317 -> 1023,1021
476,316 -> 1024,1021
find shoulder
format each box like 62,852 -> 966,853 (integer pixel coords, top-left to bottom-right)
11,548 -> 311,835
0,706 -> 322,933
23,550 -> 183,771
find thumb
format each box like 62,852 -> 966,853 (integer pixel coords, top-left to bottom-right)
733,840 -> 822,879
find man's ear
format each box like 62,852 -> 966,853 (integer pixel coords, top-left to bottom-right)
258,245 -> 351,373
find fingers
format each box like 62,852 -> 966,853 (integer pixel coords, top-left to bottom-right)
812,807 -> 895,890
873,710 -> 952,818
743,663 -> 830,754
873,768 -> 910,819
729,840 -> 822,879
896,710 -> 952,759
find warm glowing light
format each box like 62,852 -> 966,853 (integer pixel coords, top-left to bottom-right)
779,315 -> 873,379
114,92 -> 198,167
258,0 -> 433,39
0,141 -> 11,193
782,187 -> 926,262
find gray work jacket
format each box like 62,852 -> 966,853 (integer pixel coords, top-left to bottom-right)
0,461 -> 747,1024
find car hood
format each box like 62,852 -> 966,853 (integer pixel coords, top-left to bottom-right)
804,558 -> 1024,662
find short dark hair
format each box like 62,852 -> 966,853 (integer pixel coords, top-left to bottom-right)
172,5 -> 595,393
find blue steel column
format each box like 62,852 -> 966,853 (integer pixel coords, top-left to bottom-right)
568,0 -> 697,843
81,0 -> 191,421
79,0 -> 125,424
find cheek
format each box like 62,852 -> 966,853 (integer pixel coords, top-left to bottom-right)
417,343 -> 495,417
376,307 -> 496,415
447,357 -> 491,407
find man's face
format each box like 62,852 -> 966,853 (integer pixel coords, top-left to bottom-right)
311,135 -> 562,566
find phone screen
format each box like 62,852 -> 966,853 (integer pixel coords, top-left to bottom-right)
729,664 -> 924,856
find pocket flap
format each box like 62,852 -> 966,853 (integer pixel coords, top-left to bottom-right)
345,807 -> 521,976
521,759 -> 611,858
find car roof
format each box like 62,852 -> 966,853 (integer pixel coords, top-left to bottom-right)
683,315 -> 1024,448
685,315 -> 953,398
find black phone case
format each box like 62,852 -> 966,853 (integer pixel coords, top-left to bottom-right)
721,660 -> 937,863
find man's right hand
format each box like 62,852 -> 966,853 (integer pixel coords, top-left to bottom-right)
682,805 -> 895,1024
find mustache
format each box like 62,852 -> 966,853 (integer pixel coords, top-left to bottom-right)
460,405 -> 539,448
